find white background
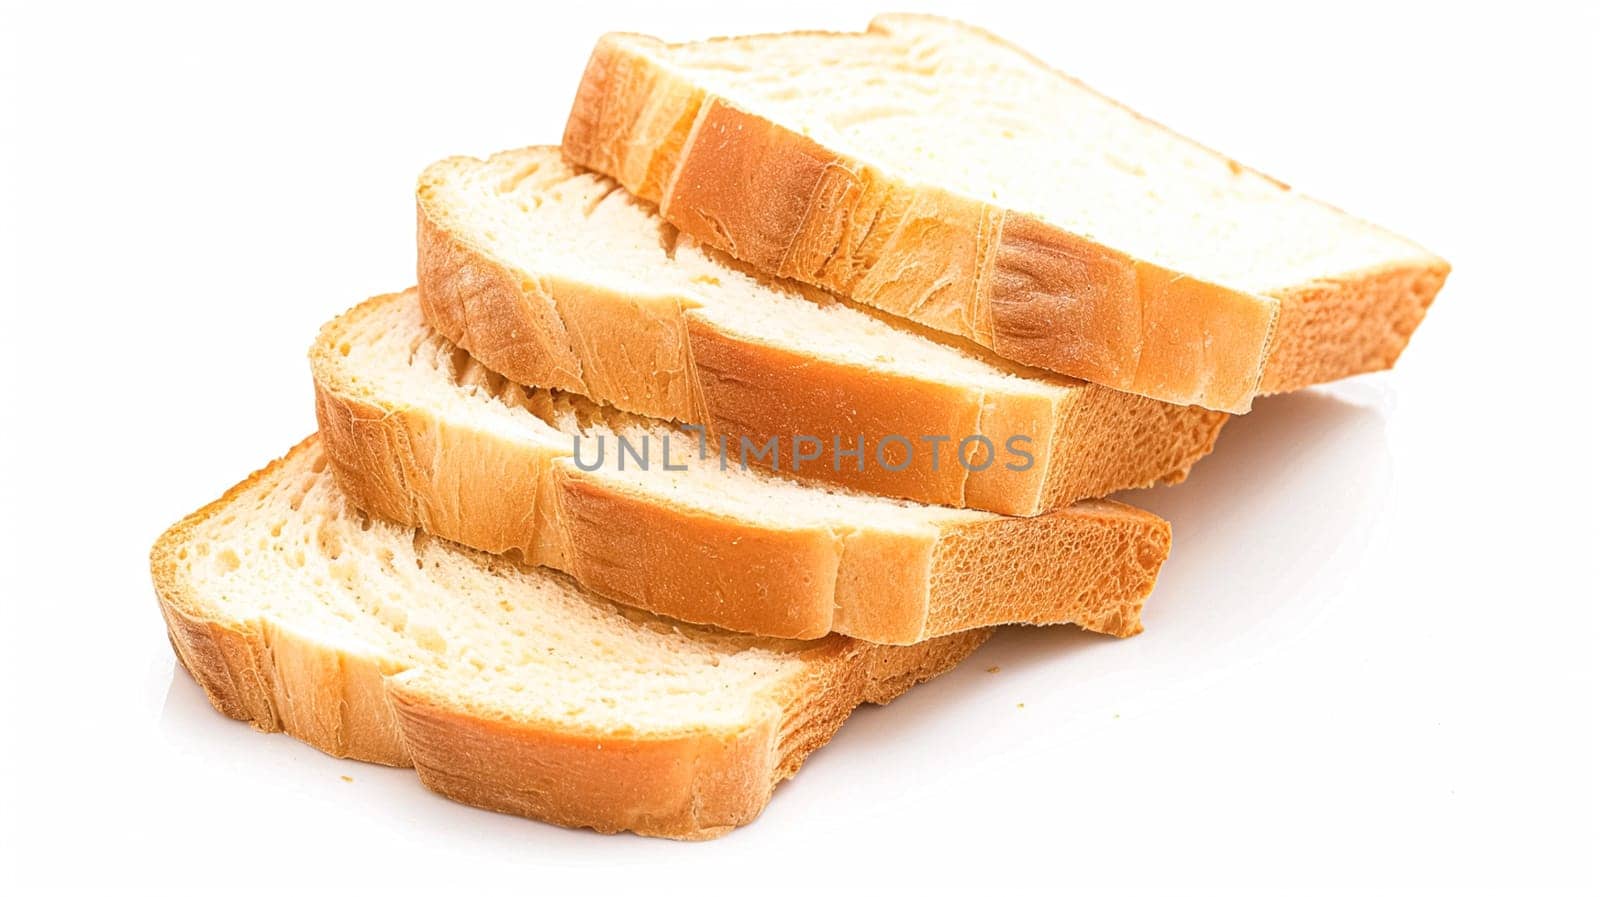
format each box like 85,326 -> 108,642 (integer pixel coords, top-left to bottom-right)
1,1 -> 1596,893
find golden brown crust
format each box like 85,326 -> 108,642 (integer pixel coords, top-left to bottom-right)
681,311 -> 986,506
925,500 -> 1170,639
562,34 -> 706,205
387,627 -> 986,839
149,440 -> 990,838
416,153 -> 1229,516
150,438 -> 412,765
385,682 -> 783,838
310,291 -> 1174,644
987,214 -> 1279,413
415,203 -> 589,396
561,21 -> 1449,414
548,469 -> 843,639
1028,382 -> 1226,512
1259,259 -> 1451,394
416,199 -> 702,423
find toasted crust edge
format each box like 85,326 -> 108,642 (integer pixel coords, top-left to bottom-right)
561,19 -> 1450,414
150,438 -> 991,839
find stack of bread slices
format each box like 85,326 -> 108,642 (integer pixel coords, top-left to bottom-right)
151,14 -> 1448,839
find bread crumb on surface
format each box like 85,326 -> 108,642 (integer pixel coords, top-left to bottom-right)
340,775 -> 353,783
986,666 -> 1000,673
1016,703 -> 1024,709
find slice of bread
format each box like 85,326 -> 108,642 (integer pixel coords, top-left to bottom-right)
151,438 -> 987,839
417,146 -> 1227,515
311,290 -> 1170,643
563,14 -> 1450,413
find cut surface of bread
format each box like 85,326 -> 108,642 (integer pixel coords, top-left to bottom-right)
417,146 -> 1227,514
152,438 -> 987,839
311,290 -> 1171,643
563,14 -> 1450,412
